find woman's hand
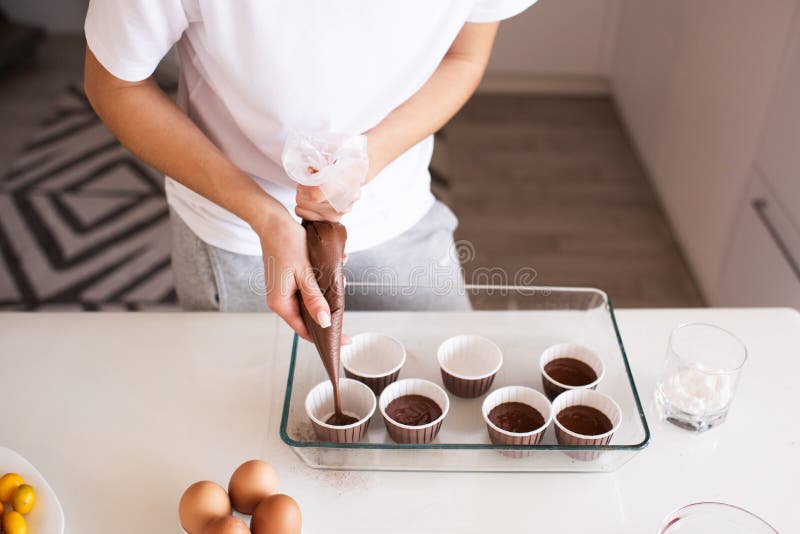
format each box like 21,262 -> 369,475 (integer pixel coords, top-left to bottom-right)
254,212 -> 332,341
294,184 -> 360,222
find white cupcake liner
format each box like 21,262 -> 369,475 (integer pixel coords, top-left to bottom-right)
552,389 -> 621,461
341,333 -> 406,394
379,378 -> 450,444
437,335 -> 503,398
305,378 -> 376,443
552,389 -> 622,441
482,386 -> 553,439
540,343 -> 605,399
438,335 -> 503,380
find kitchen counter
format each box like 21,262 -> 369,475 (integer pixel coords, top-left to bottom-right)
1,308 -> 797,533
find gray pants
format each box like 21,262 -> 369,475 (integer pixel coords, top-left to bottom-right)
169,201 -> 471,312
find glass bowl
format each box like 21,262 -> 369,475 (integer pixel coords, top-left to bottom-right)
658,502 -> 778,533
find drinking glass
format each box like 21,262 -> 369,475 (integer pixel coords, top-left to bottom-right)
654,323 -> 747,432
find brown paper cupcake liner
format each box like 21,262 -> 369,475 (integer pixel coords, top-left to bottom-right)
384,419 -> 443,445
540,343 -> 605,401
304,378 -> 377,444
481,386 -> 553,458
543,381 -> 598,403
552,389 -> 622,462
379,379 -> 450,444
341,333 -> 406,396
440,370 -> 496,398
344,368 -> 401,396
554,427 -> 613,461
437,335 -> 503,399
311,417 -> 372,443
486,426 -> 547,446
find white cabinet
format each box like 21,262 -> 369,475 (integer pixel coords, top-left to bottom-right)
610,0 -> 798,303
717,25 -> 800,308
753,25 -> 800,222
717,173 -> 800,307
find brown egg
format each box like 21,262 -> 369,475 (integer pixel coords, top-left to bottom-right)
251,494 -> 301,534
228,460 -> 279,514
179,481 -> 232,534
201,515 -> 250,534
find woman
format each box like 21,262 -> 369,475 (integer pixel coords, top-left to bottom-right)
83,0 -> 535,340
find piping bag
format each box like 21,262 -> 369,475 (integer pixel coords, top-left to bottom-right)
297,220 -> 351,424
282,131 -> 368,425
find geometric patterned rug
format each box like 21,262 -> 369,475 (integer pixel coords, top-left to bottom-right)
0,83 -> 178,310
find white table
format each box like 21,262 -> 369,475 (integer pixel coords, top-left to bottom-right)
1,308 -> 798,533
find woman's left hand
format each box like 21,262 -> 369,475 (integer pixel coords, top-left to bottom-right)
294,184 -> 360,222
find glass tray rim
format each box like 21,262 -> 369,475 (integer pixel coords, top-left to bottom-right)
279,284 -> 651,452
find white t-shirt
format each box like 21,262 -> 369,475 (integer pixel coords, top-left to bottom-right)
85,0 -> 535,254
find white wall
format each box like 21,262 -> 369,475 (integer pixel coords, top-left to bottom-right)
482,0 -> 619,92
610,0 -> 797,303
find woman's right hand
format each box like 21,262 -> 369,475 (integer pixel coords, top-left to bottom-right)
254,212 -> 332,342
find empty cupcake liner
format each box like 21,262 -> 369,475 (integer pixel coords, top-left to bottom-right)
379,378 -> 450,444
552,389 -> 622,461
341,332 -> 407,395
540,343 -> 605,400
305,378 -> 376,443
437,335 -> 503,398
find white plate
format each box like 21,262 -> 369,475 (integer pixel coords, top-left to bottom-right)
0,447 -> 65,534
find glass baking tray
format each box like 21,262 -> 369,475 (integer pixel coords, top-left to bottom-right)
279,285 -> 649,472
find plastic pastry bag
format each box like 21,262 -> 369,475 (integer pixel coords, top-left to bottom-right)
281,131 -> 368,213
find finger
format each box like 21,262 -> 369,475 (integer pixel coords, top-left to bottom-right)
297,185 -> 326,202
315,204 -> 344,220
295,185 -> 313,202
295,188 -> 323,210
296,206 -> 341,222
295,191 -> 342,214
296,184 -> 309,200
295,197 -> 335,215
341,333 -> 352,345
295,206 -> 326,221
307,185 -> 327,202
267,294 -> 312,341
321,210 -> 342,222
295,265 -> 332,328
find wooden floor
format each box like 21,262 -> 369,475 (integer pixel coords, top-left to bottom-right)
438,95 -> 704,308
0,36 -> 703,309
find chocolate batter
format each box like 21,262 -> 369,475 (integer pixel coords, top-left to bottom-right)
325,413 -> 359,426
386,395 -> 442,426
545,358 -> 597,386
488,402 -> 545,433
297,220 -> 347,419
557,405 -> 612,436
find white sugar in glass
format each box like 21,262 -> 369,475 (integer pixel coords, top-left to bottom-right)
655,323 -> 747,432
